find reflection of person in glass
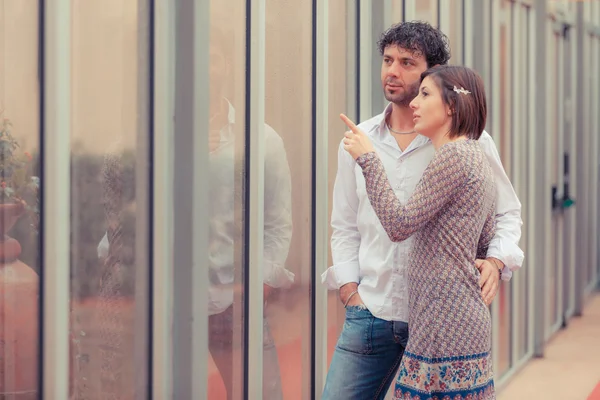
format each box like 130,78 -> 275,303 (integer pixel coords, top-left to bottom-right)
208,27 -> 293,400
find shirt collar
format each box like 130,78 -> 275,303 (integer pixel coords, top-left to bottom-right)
372,103 -> 431,148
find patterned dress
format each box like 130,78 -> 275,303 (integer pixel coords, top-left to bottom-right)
356,139 -> 497,400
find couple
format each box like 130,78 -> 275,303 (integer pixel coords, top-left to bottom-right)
322,22 -> 523,399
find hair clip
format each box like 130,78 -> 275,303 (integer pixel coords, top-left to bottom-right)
453,85 -> 471,95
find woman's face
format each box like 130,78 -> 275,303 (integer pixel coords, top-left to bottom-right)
409,76 -> 452,138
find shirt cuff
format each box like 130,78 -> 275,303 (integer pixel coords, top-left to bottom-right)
486,240 -> 524,282
263,262 -> 295,288
320,261 -> 360,290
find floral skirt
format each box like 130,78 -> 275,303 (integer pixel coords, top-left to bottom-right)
393,351 -> 495,400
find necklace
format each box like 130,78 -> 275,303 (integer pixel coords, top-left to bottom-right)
387,123 -> 415,135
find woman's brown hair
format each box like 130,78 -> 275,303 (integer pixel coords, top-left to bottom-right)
420,65 -> 487,140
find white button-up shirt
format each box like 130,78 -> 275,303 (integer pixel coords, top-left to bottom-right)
207,102 -> 294,315
97,101 -> 295,316
322,104 -> 524,322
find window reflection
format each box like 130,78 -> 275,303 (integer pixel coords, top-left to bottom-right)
326,0 -> 353,382
69,1 -> 150,398
263,0 -> 313,398
206,4 -> 248,399
0,2 -> 41,398
496,0 -> 513,378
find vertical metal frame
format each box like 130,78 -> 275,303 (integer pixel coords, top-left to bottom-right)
588,6 -> 596,303
314,1 -> 329,397
247,0 -> 266,396
169,0 -> 210,397
134,1 -> 153,396
489,0 -> 501,376
564,14 -> 578,320
152,0 -> 175,397
490,0 -> 500,144
543,12 -> 556,341
591,12 -> 597,289
470,0 -> 487,80
532,0 -> 548,358
551,15 -> 565,336
358,0 -> 372,122
586,15 -> 592,293
346,0 -> 358,120
483,0 -> 492,97
526,1 -> 536,358
371,0 -> 387,114
42,0 -> 71,397
596,13 -> 600,289
596,7 -> 600,288
509,1 -> 522,372
191,2 -> 210,396
574,1 -> 589,315
464,0 -> 474,67
383,0 -> 393,28
590,2 -> 600,287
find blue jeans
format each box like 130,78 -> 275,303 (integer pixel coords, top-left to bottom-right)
322,305 -> 409,400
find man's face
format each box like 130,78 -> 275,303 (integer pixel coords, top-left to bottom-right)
380,45 -> 429,107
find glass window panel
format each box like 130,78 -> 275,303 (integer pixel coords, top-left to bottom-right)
326,0 -> 354,380
206,2 -> 247,399
372,1 -> 388,115
264,0 -> 314,398
414,0 -> 438,26
496,0 -> 513,378
0,1 -> 41,397
447,0 -> 464,65
391,0 -> 404,22
497,283 -> 512,376
69,1 -> 151,397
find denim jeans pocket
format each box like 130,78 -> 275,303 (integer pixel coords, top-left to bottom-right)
337,306 -> 374,354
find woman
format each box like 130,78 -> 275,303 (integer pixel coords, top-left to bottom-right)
341,65 -> 496,399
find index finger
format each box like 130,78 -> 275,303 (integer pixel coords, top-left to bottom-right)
340,113 -> 359,133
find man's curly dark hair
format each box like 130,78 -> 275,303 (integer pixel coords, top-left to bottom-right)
377,21 -> 451,68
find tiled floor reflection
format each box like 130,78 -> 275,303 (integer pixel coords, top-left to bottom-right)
70,299 -> 136,399
207,287 -> 339,399
499,293 -> 600,400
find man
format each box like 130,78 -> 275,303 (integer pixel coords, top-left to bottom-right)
206,25 -> 294,400
321,21 -> 523,399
